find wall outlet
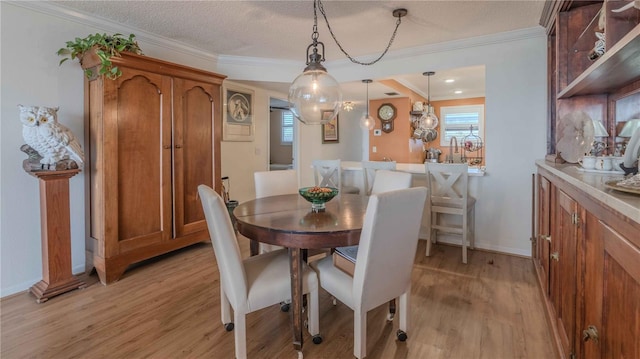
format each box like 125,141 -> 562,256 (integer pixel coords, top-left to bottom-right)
372,146 -> 377,153
373,129 -> 382,136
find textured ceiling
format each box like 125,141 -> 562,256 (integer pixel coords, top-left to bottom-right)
51,1 -> 546,103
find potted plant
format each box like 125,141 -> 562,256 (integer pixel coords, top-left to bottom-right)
57,33 -> 143,80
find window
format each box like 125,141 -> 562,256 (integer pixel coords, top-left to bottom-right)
439,104 -> 484,146
281,112 -> 294,144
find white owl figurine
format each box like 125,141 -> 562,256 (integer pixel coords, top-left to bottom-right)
19,105 -> 84,168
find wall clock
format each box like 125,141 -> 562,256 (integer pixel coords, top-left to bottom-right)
377,103 -> 396,133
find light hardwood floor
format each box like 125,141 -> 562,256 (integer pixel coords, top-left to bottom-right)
1,238 -> 555,358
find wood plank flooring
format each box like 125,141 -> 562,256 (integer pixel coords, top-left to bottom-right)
1,238 -> 555,358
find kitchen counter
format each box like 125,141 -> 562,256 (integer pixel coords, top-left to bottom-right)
340,160 -> 485,240
535,160 -> 640,224
341,161 -> 486,176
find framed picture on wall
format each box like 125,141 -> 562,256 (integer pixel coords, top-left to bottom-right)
321,111 -> 339,143
223,85 -> 254,142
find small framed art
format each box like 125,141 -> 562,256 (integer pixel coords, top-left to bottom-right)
223,85 -> 254,142
321,111 -> 339,143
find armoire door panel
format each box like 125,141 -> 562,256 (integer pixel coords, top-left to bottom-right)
173,78 -> 216,237
113,72 -> 172,246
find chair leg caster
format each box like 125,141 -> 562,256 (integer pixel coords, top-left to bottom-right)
312,335 -> 323,344
280,302 -> 290,312
396,330 -> 408,341
224,323 -> 234,332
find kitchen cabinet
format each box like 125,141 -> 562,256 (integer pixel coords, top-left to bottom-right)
85,53 -> 225,284
535,162 -> 640,359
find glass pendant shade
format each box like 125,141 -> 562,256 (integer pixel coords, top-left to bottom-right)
360,113 -> 375,130
289,69 -> 342,125
420,105 -> 439,129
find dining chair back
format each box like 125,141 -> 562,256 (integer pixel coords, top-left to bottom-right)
312,159 -> 360,194
369,169 -> 410,194
334,169 -> 411,260
361,161 -> 397,195
254,169 -> 297,198
198,185 -> 320,359
253,170 -> 298,253
424,162 -> 476,263
311,187 -> 427,359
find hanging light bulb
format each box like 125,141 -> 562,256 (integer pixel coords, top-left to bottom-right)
421,71 -> 439,129
289,0 -> 342,125
342,101 -> 354,112
359,79 -> 375,130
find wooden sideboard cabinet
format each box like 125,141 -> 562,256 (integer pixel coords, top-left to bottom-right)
540,0 -> 640,155
534,163 -> 640,359
538,1 -> 640,355
85,53 -> 226,284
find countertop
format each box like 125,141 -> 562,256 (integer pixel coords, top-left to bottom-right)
536,160 -> 640,224
341,161 -> 486,176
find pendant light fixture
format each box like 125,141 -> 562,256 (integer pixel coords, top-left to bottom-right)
289,0 -> 407,125
419,71 -> 439,129
288,0 -> 341,125
342,101 -> 354,112
359,80 -> 375,130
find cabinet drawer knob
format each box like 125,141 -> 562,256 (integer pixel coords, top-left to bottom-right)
582,325 -> 599,343
163,145 -> 171,149
175,144 -> 183,149
550,252 -> 559,261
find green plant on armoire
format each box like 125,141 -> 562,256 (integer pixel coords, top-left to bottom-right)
57,33 -> 143,80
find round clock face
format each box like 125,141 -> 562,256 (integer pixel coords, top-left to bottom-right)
378,104 -> 396,122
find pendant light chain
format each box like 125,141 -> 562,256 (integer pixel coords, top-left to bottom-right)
316,0 -> 405,66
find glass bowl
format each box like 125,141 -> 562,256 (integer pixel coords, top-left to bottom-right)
299,186 -> 339,212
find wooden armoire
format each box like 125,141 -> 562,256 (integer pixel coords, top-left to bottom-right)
84,52 -> 226,284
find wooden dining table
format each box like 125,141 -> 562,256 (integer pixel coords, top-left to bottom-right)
233,193 -> 369,353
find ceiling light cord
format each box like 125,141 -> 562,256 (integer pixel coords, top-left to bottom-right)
316,0 -> 405,66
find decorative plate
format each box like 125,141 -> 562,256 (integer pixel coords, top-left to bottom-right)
604,180 -> 640,195
556,111 -> 595,163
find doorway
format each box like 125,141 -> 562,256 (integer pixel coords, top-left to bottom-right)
268,97 -> 295,171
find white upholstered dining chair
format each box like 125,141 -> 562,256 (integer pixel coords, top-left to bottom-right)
424,162 -> 476,264
361,161 -> 397,195
198,185 -> 320,359
312,159 -> 360,194
253,169 -> 298,253
254,169 -> 298,199
311,187 -> 427,359
334,169 -> 413,280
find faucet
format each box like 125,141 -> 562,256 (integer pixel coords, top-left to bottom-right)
447,136 -> 458,163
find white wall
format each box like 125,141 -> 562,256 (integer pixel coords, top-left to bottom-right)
0,2 -> 546,297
